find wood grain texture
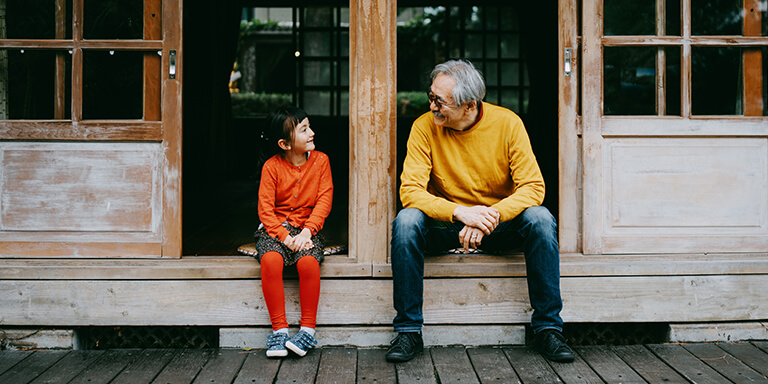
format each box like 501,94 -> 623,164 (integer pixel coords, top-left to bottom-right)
150,349 -> 214,384
316,348 -> 357,384
431,347 -> 480,384
5,275 -> 767,329
357,348 -> 396,384
349,0 -> 397,263
232,352 -> 281,384
0,144 -> 161,235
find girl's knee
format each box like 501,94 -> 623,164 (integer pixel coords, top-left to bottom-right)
296,255 -> 320,275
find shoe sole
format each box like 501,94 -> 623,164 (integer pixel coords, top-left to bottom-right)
286,341 -> 308,357
385,347 -> 423,363
266,350 -> 288,358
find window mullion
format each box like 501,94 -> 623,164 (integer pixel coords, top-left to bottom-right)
681,0 -> 691,118
72,0 -> 84,122
743,0 -> 764,116
656,0 -> 666,116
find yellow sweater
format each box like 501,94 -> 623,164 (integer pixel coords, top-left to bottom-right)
400,102 -> 545,223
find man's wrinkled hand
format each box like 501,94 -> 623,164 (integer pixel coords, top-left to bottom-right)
458,225 -> 485,253
453,205 -> 500,234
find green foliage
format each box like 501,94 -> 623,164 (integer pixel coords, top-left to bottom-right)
240,19 -> 291,38
396,92 -> 430,117
231,92 -> 291,117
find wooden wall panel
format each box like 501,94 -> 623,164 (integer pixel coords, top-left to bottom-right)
0,144 -> 160,233
1,275 -> 767,326
601,138 -> 768,253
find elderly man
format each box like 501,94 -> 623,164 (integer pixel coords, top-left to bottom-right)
386,60 -> 574,363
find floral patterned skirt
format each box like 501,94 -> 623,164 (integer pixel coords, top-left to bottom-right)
253,223 -> 325,266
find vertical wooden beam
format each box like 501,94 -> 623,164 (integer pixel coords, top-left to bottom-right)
1,0 -> 8,119
349,0 -> 397,264
162,0 -> 182,257
581,0 -> 603,254
681,0 -> 691,118
55,0 -> 67,119
655,0 -> 666,116
743,0 -> 763,116
144,0 -> 162,121
72,0 -> 83,121
558,0 -> 580,253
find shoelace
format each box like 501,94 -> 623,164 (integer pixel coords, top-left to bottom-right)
266,333 -> 288,347
390,333 -> 416,350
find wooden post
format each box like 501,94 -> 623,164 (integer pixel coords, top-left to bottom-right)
144,0 -> 162,121
349,0 -> 397,264
1,0 -> 7,120
55,0 -> 66,119
743,0 -> 763,116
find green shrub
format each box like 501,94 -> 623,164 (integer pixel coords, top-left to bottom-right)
231,92 -> 292,117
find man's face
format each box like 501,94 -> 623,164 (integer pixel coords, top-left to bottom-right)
428,73 -> 465,129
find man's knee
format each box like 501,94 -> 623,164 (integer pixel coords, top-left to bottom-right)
392,208 -> 427,235
521,206 -> 557,235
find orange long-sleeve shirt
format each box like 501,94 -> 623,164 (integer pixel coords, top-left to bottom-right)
258,151 -> 333,242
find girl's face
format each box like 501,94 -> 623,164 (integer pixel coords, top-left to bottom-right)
288,117 -> 315,154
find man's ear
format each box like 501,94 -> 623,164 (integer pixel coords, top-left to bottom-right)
465,101 -> 477,114
278,139 -> 291,151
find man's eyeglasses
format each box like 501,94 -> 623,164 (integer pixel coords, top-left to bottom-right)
427,90 -> 455,109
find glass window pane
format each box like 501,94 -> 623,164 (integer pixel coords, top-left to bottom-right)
501,89 -> 520,112
465,33 -> 483,59
464,6 -> 482,31
340,31 -> 349,56
500,34 -> 519,59
604,0 -> 655,35
303,32 -> 331,57
5,0 -> 73,39
84,0 -> 144,39
604,47 -> 656,115
340,91 -> 349,116
691,0 -> 742,35
501,62 -> 520,86
500,7 -> 517,31
2,49 -> 71,120
664,47 -> 681,116
486,34 -> 499,58
448,32 -> 462,58
303,61 -> 331,86
340,61 -> 349,87
691,46 -> 741,115
83,50 -> 143,119
303,90 -> 330,116
303,7 -> 333,27
665,0 -> 681,36
485,62 -> 498,86
486,7 -> 499,30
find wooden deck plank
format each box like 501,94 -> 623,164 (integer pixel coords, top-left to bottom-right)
611,345 -> 688,383
574,346 -> 645,384
68,349 -> 142,384
431,347 -> 480,384
682,343 -> 768,383
274,351 -> 321,384
503,347 -> 564,384
395,348 -> 437,384
0,350 -> 33,376
356,348 -> 396,384
753,341 -> 768,354
466,347 -> 521,384
316,347 -> 357,384
110,349 -> 178,384
716,342 -> 768,378
28,350 -> 105,384
191,349 -> 248,384
546,352 -> 605,384
646,344 -> 729,384
150,349 -> 215,384
0,350 -> 68,384
232,351 -> 282,384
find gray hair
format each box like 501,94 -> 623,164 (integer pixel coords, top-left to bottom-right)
430,60 -> 486,106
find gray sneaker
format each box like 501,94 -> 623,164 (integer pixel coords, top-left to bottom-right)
265,332 -> 289,358
285,330 -> 318,357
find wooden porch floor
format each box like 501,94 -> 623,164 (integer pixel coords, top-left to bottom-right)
2,342 -> 767,383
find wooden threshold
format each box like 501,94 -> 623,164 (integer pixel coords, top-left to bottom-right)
1,253 -> 767,280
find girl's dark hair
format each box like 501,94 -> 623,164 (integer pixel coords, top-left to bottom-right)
266,105 -> 308,156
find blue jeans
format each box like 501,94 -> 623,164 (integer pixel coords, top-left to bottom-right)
390,206 -> 564,334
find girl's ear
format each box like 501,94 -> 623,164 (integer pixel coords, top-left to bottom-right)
278,138 -> 291,151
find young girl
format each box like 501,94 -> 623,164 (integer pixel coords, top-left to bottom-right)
254,106 -> 333,358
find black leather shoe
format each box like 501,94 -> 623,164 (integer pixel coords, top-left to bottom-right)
385,332 -> 423,362
535,330 -> 575,362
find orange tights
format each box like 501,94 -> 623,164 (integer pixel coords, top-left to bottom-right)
259,251 -> 320,330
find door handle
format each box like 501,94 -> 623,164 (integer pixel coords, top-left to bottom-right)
169,50 -> 177,79
564,48 -> 572,77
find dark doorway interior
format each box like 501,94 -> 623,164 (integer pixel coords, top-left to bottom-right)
181,1 -> 559,256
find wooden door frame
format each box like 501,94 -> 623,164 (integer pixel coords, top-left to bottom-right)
558,0 -> 581,254
162,0 -> 183,257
